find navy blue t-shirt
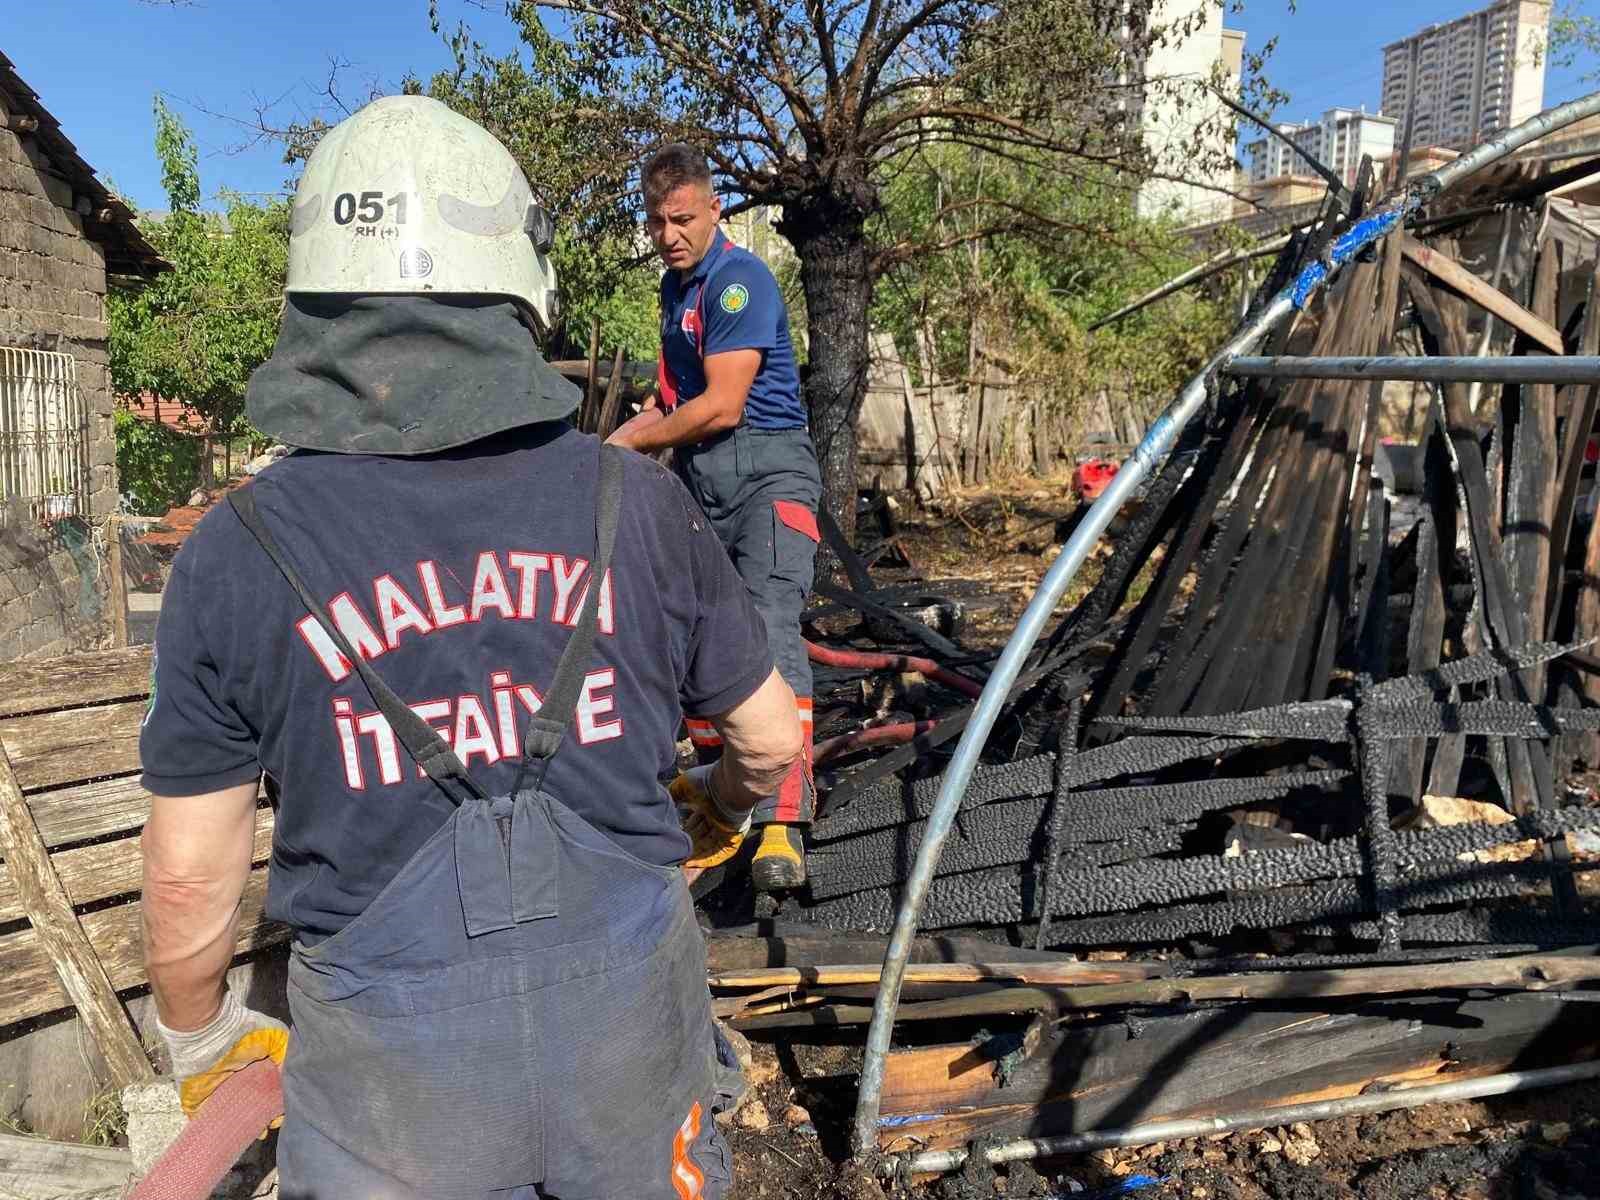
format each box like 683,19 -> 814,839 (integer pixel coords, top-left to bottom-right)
658,230 -> 806,430
140,425 -> 773,940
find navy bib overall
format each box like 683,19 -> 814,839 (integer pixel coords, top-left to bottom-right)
230,447 -> 739,1200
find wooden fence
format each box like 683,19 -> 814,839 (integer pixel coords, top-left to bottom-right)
857,338 -> 1151,498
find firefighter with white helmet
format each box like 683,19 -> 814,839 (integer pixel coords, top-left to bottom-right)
139,95 -> 800,1198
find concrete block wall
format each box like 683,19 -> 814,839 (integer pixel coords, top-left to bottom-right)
0,104 -> 117,659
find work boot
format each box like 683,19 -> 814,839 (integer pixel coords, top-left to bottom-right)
750,823 -> 806,892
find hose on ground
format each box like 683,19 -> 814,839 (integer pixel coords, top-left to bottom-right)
805,640 -> 984,699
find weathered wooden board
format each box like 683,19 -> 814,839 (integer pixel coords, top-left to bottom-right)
878,995 -> 1599,1152
0,737 -> 154,1087
27,774 -> 149,849
0,807 -> 273,924
0,701 -> 145,791
23,776 -> 268,851
0,1129 -> 132,1197
1402,235 -> 1566,354
0,866 -> 287,1027
728,953 -> 1600,1029
708,961 -> 1164,988
0,646 -> 151,721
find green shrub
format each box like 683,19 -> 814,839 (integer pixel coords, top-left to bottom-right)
115,409 -> 200,516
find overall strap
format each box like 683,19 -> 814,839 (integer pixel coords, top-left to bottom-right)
691,279 -> 708,357
229,486 -> 486,807
227,443 -> 624,806
513,443 -> 624,792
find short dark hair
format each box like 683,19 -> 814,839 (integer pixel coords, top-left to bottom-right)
642,144 -> 713,209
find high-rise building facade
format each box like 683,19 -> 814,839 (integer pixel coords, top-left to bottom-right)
1246,108 -> 1398,187
1136,0 -> 1247,222
1381,1 -> 1550,150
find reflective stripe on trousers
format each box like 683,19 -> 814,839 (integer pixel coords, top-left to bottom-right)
275,789 -> 739,1200
677,426 -> 820,824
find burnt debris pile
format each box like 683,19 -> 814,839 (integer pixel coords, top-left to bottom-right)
782,151 -> 1600,960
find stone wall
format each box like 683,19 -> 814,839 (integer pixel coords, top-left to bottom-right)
0,100 -> 118,659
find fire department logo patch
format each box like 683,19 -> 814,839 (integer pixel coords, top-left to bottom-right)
718,283 -> 749,315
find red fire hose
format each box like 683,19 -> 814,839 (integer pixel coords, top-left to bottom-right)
815,720 -> 941,764
804,640 -> 983,699
128,1059 -> 284,1200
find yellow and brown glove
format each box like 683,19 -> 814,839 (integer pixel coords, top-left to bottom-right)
670,764 -> 754,870
157,988 -> 289,1129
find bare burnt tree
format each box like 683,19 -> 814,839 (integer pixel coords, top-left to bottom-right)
444,0 -> 1239,559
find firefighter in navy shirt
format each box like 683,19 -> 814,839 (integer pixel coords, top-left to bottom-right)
137,97 -> 800,1199
608,144 -> 822,893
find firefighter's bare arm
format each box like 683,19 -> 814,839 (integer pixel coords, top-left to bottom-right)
710,665 -> 803,807
142,782 -> 260,1030
607,349 -> 761,453
673,667 -> 802,870
143,781 -> 291,1121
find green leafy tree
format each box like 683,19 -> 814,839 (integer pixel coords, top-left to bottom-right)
1547,2 -> 1600,85
113,409 -> 201,515
417,0 -> 1254,561
107,98 -> 289,488
869,144 -> 1238,465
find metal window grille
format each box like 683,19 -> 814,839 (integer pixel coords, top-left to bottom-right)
0,347 -> 90,524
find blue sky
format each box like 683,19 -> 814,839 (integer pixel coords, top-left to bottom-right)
4,1 -> 1596,212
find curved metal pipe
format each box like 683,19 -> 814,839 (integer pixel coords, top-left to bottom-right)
848,304 -> 1284,1156
848,88 -> 1600,1161
893,1057 -> 1600,1175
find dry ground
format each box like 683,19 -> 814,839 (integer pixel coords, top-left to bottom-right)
723,1037 -> 1600,1200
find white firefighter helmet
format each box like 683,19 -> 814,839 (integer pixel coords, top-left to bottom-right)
285,95 -> 560,331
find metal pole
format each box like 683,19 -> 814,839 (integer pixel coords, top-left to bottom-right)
848,292 -> 1289,1156
894,1057 -> 1600,1175
1223,355 -> 1600,386
1427,92 -> 1600,195
1087,232 -> 1295,332
849,88 -> 1600,1163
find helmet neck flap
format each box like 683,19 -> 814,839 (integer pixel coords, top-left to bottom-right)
245,294 -> 581,455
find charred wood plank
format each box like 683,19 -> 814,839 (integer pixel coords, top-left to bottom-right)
1402,235 -> 1566,354
876,994 -> 1598,1152
1091,391 -> 1269,723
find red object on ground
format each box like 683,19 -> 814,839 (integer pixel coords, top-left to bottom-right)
804,640 -> 984,699
127,1059 -> 284,1200
815,720 -> 942,764
1072,458 -> 1120,501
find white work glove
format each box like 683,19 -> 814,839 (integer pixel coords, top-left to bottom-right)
156,988 -> 289,1122
671,763 -> 754,870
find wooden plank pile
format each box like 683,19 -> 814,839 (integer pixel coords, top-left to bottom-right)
680,157 -> 1600,1155
784,158 -> 1600,961
0,647 -> 287,1102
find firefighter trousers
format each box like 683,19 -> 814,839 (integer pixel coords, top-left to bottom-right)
676,425 -> 820,824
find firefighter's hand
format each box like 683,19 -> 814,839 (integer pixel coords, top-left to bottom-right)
606,405 -> 664,449
158,989 -> 289,1130
671,764 -> 753,872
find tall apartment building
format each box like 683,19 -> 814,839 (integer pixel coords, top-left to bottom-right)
1381,1 -> 1550,150
1136,0 -> 1247,223
1246,108 -> 1398,188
